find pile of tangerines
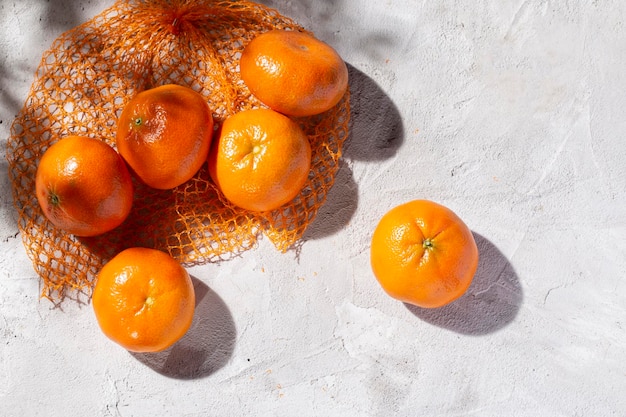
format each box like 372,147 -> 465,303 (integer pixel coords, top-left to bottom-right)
35,30 -> 478,353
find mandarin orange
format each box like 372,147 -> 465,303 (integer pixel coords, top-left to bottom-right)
240,29 -> 349,117
208,108 -> 311,212
370,200 -> 479,308
116,84 -> 214,190
35,135 -> 134,237
92,247 -> 195,352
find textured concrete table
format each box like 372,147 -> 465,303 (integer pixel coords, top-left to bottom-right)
1,1 -> 625,416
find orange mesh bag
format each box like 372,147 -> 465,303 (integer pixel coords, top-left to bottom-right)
6,0 -> 350,302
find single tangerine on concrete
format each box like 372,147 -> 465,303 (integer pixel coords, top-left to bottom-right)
92,247 -> 195,353
370,199 -> 479,308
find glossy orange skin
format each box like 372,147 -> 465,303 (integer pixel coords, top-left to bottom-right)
240,29 -> 349,117
92,247 -> 195,352
208,108 -> 311,212
370,200 -> 479,308
35,135 -> 134,237
116,84 -> 214,190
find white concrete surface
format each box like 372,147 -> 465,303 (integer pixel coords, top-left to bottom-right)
2,0 -> 626,416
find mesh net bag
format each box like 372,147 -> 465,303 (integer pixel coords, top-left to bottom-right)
5,0 -> 350,302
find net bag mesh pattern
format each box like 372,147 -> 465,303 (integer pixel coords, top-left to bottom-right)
5,0 -> 350,302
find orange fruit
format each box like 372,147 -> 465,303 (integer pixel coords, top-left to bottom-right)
208,108 -> 312,212
92,247 -> 195,352
370,200 -> 479,308
116,84 -> 214,190
35,135 -> 133,237
240,29 -> 349,117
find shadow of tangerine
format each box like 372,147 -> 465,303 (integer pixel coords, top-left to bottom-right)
131,276 -> 236,379
303,63 -> 404,241
406,232 -> 523,335
303,159 -> 357,241
343,63 -> 404,162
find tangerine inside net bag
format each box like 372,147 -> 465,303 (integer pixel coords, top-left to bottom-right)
5,0 -> 350,302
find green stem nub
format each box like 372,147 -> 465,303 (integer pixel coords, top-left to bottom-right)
49,193 -> 60,207
423,238 -> 434,250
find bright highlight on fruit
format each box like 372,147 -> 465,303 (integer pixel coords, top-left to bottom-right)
116,84 -> 214,190
35,135 -> 134,237
370,199 -> 479,308
240,29 -> 349,117
92,247 -> 195,353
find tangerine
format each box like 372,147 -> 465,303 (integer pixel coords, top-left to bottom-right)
92,247 -> 195,352
208,108 -> 311,212
370,200 -> 479,308
116,84 -> 214,190
240,29 -> 349,117
35,135 -> 134,237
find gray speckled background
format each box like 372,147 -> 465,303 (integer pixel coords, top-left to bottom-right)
1,1 -> 625,415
